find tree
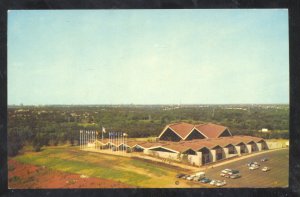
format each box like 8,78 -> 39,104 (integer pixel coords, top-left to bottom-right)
32,134 -> 43,152
8,129 -> 23,156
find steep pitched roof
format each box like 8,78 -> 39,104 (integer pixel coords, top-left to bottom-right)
195,123 -> 231,138
159,122 -> 195,139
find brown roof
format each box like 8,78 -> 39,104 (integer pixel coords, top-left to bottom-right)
135,142 -> 168,149
96,135 -> 265,153
195,123 -> 229,138
156,135 -> 265,152
162,143 -> 193,153
167,122 -> 195,139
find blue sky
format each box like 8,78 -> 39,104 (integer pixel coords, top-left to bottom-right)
8,9 -> 289,105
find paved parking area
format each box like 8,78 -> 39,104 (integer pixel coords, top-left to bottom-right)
204,148 -> 289,187
178,148 -> 288,188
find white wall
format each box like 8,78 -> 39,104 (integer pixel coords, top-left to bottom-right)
266,141 -> 285,149
144,149 -> 203,166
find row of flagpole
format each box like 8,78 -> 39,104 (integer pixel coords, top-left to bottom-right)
79,127 -> 128,153
79,130 -> 97,150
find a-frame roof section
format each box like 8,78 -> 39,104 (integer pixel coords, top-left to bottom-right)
158,122 -> 194,139
195,123 -> 232,138
183,127 -> 208,140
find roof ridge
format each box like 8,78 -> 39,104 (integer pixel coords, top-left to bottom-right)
195,123 -> 208,127
169,122 -> 193,126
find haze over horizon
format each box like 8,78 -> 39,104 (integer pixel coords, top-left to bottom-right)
8,9 -> 289,105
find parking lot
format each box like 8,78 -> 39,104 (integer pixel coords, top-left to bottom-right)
180,148 -> 288,188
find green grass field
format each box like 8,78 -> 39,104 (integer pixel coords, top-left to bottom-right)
13,146 -> 184,187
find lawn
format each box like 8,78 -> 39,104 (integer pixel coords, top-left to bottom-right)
13,146 -> 183,187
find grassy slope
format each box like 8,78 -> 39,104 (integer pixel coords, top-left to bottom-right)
14,146 -> 180,187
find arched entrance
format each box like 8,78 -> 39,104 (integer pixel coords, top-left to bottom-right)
199,147 -> 211,164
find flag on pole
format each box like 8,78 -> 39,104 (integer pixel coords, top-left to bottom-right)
102,127 -> 106,133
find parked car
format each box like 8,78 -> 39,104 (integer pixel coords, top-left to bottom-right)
249,165 -> 259,170
187,175 -> 196,181
195,172 -> 206,179
262,167 -> 271,172
200,177 -> 211,183
247,162 -> 254,167
230,174 -> 241,179
261,158 -> 268,162
253,161 -> 260,166
209,180 -> 217,185
220,169 -> 232,177
221,169 -> 239,177
176,173 -> 186,178
193,176 -> 202,181
181,175 -> 189,179
230,170 -> 240,175
221,169 -> 232,174
220,172 -> 226,177
215,180 -> 226,187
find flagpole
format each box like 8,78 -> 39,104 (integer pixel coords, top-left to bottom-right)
83,130 -> 85,149
79,130 -> 81,150
112,132 -> 114,151
110,132 -> 111,151
117,132 -> 119,152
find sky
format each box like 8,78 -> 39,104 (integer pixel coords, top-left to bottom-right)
8,9 -> 289,105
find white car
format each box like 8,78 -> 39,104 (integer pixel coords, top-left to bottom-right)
249,165 -> 259,170
262,167 -> 271,172
187,175 -> 195,181
221,169 -> 232,174
210,180 -> 217,185
193,176 -> 202,181
215,180 -> 226,187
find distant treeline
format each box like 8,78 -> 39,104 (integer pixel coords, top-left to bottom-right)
8,104 -> 289,156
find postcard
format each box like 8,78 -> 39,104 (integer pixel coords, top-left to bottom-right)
7,9 -> 289,189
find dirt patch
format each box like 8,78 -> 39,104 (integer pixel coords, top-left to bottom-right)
8,159 -> 134,189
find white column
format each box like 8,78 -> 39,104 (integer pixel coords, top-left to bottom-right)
257,143 -> 262,151
211,149 -> 217,162
235,145 -> 241,156
223,147 -> 230,158
246,144 -> 252,153
196,151 -> 202,166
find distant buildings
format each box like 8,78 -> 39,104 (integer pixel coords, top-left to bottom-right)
259,128 -> 270,133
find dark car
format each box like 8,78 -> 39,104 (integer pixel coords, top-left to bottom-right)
200,177 -> 211,183
176,173 -> 186,178
231,170 -> 240,174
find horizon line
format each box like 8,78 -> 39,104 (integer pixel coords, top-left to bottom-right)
8,103 -> 289,107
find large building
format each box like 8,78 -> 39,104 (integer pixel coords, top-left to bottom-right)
158,122 -> 232,141
94,122 -> 268,167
